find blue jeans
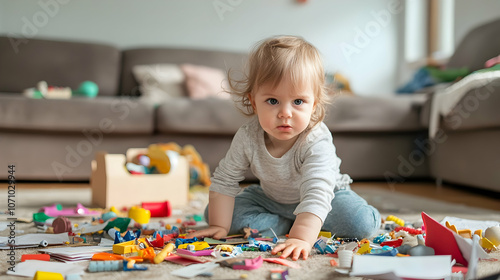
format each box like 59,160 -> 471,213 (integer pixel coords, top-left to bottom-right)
205,184 -> 381,239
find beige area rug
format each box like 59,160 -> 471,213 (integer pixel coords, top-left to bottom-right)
0,187 -> 499,280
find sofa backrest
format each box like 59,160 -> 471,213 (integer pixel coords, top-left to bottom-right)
446,18 -> 500,72
119,48 -> 248,96
0,36 -> 121,96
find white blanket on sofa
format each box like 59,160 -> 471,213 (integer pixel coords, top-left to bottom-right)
429,70 -> 500,138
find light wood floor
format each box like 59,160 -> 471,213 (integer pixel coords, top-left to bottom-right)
1,180 -> 499,211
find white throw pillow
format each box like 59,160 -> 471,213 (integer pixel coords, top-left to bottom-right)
132,64 -> 185,104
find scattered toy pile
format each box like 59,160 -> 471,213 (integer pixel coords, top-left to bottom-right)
3,202 -> 500,279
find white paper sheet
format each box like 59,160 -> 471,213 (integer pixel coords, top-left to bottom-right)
350,255 -> 452,279
38,246 -> 112,262
171,262 -> 219,278
6,260 -> 85,277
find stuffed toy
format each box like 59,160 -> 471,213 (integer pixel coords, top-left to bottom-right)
141,142 -> 210,187
23,80 -> 98,99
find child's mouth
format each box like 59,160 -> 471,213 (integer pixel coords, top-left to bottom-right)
278,125 -> 292,131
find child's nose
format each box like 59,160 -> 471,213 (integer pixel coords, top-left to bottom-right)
278,105 -> 292,118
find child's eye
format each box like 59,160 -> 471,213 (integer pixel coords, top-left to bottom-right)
266,98 -> 278,105
293,99 -> 304,105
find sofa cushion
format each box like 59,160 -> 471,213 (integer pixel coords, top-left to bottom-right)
420,79 -> 500,132
324,94 -> 427,133
156,98 -> 247,135
0,36 -> 121,96
120,48 -> 247,96
0,94 -> 154,134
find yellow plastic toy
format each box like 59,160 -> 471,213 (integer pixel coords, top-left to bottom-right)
110,206 -> 124,216
147,144 -> 172,174
318,231 -> 332,238
153,243 -> 175,264
386,215 -> 404,227
149,142 -> 211,187
178,241 -> 210,251
356,242 -> 371,255
128,206 -> 151,224
485,226 -> 500,247
445,221 -> 496,251
112,238 -> 149,254
33,271 -> 64,280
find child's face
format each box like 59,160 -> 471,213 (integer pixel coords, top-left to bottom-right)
250,78 -> 316,145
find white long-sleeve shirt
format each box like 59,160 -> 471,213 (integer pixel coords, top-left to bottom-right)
209,117 -> 351,222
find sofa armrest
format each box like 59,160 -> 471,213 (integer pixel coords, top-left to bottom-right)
428,71 -> 500,137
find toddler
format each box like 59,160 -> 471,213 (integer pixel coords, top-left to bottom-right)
188,36 -> 380,260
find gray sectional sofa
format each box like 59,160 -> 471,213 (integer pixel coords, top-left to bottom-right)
1,18 -> 499,193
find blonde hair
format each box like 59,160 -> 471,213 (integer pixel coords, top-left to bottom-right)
228,35 -> 329,128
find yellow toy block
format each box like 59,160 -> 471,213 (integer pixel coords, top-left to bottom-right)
112,238 -> 149,254
480,237 -> 495,250
356,242 -> 371,255
318,231 -> 332,238
178,241 -> 210,251
33,271 -> 64,280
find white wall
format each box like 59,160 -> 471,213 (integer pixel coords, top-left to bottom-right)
0,0 -> 405,96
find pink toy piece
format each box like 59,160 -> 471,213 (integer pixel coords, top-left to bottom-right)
263,257 -> 301,269
39,203 -> 100,217
176,249 -> 214,256
485,55 -> 500,68
232,256 -> 263,270
167,254 -> 209,265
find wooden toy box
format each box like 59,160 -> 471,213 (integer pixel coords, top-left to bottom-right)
90,148 -> 189,209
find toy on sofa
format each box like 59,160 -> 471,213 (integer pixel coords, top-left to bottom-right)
23,80 -> 99,99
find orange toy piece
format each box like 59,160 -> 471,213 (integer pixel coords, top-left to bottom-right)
445,221 -> 472,239
91,252 -> 144,262
446,222 -> 498,251
139,247 -> 156,263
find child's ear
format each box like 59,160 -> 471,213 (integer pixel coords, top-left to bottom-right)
248,93 -> 257,111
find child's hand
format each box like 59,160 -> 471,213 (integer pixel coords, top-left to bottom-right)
271,238 -> 312,261
186,225 -> 228,240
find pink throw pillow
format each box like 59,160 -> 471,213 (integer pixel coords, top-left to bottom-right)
180,64 -> 230,100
